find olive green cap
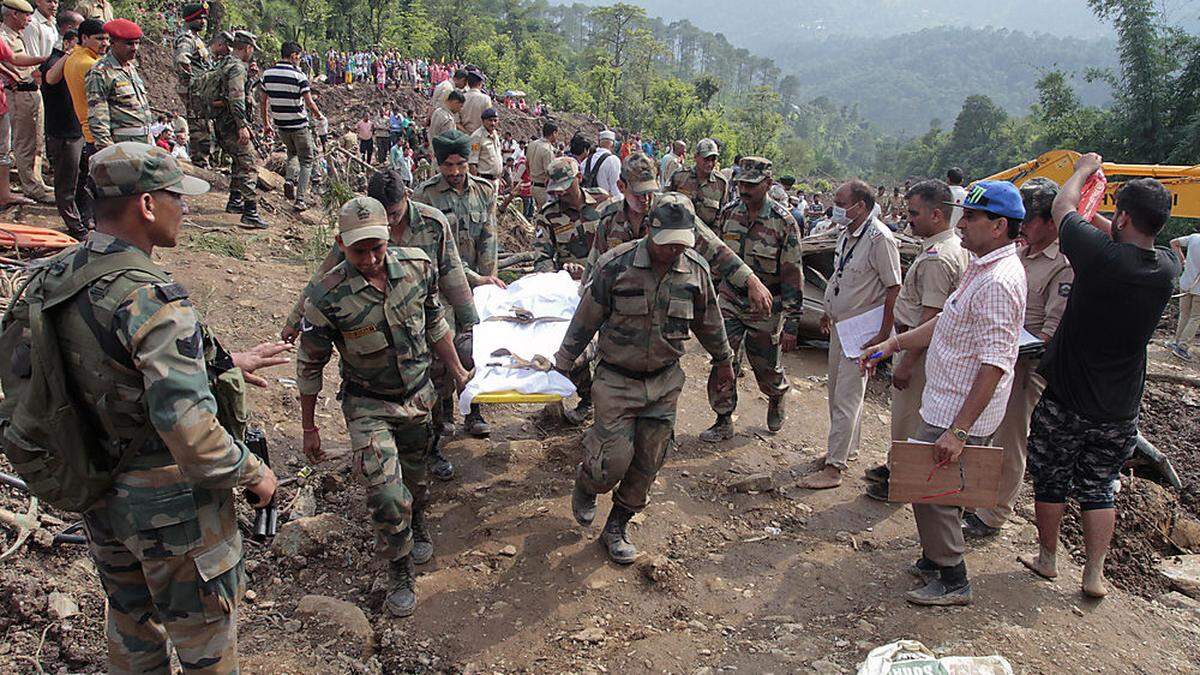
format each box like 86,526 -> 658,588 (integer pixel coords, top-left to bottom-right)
432,129 -> 471,163
621,152 -> 658,195
546,156 -> 579,193
89,142 -> 209,198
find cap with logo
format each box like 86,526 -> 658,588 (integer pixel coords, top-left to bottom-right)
1,0 -> 32,13
546,156 -> 579,193
598,129 -> 616,142
947,180 -> 1026,221
734,156 -> 772,184
103,18 -> 143,40
89,142 -> 209,198
648,193 -> 696,247
621,152 -> 658,195
481,107 -> 498,120
695,138 -> 719,158
338,196 -> 390,246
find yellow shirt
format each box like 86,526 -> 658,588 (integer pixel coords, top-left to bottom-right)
64,46 -> 100,144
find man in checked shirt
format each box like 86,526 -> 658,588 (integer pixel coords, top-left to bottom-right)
862,180 -> 1027,606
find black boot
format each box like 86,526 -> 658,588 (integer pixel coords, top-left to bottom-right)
410,510 -> 433,565
600,504 -> 637,564
767,395 -> 786,433
225,193 -> 244,213
239,202 -> 268,229
464,403 -> 490,437
563,393 -> 592,426
699,414 -> 734,443
385,555 -> 417,617
429,445 -> 454,481
571,480 -> 596,526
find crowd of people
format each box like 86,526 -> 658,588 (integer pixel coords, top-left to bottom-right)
1,3 -> 1198,673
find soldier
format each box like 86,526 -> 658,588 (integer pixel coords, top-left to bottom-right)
1,0 -> 52,203
0,142 -> 279,671
283,169 -> 478,482
527,121 -> 557,209
173,3 -> 211,166
799,179 -> 901,490
209,28 -> 232,60
965,178 -> 1073,537
863,180 -> 969,501
468,107 -> 502,180
667,138 -> 729,227
413,129 -> 505,437
533,156 -> 612,278
699,157 -> 803,441
212,30 -> 266,228
85,19 -> 151,149
555,193 -> 735,563
298,196 -> 470,617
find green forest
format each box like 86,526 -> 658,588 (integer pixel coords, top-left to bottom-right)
127,0 -> 1198,192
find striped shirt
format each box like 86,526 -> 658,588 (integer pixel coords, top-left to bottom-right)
920,242 -> 1027,436
261,62 -> 311,130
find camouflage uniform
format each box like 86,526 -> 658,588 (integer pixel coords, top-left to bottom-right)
297,246 -> 449,563
0,144 -> 258,673
85,52 -> 153,149
708,185 -> 804,416
667,140 -> 729,227
532,159 -> 612,273
174,24 -> 212,165
412,172 -> 498,283
211,41 -> 259,214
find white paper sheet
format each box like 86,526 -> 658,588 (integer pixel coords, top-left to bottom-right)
1018,327 -> 1042,349
835,305 -> 894,359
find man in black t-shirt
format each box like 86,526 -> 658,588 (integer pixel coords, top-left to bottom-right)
1018,153 -> 1180,599
39,11 -> 84,237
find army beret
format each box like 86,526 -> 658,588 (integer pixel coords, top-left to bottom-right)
432,130 -> 471,163
481,107 -> 498,120
232,30 -> 257,47
181,2 -> 207,21
1,0 -> 32,13
103,19 -> 143,40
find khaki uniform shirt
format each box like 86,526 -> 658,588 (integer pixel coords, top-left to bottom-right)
460,88 -> 492,134
469,125 -> 503,176
1020,240 -> 1073,339
668,167 -> 729,226
85,53 -> 152,148
413,173 -> 498,281
893,228 -> 969,329
823,217 -> 902,322
533,187 -> 613,272
526,138 -> 554,186
555,239 -> 733,374
429,107 -> 457,141
76,0 -> 114,22
0,24 -> 34,84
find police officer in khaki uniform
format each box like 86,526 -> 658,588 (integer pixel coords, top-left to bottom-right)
1,0 -> 52,203
468,107 -> 503,180
965,178 -> 1073,536
667,138 -> 728,227
527,121 -> 557,209
555,193 -> 735,564
800,179 -> 901,489
864,180 -> 969,500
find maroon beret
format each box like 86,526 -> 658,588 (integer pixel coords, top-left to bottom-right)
103,19 -> 143,41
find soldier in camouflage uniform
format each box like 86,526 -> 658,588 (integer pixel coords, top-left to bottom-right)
555,193 -> 735,564
297,196 -> 470,617
700,157 -> 804,442
211,30 -> 266,228
413,129 -> 504,437
173,3 -> 212,166
667,138 -> 729,227
533,156 -> 613,276
0,142 -> 279,673
85,19 -> 151,149
282,169 -> 477,482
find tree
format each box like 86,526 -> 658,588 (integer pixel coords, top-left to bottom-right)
693,74 -> 720,108
938,95 -> 1012,177
733,86 -> 784,158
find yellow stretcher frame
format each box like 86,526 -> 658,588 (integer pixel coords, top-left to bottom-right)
472,390 -> 564,404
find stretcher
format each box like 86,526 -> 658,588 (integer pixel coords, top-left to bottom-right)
0,223 -> 78,251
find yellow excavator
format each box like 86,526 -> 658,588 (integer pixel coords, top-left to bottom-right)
985,149 -> 1200,219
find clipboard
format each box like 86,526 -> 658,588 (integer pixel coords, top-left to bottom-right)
886,441 -> 1003,508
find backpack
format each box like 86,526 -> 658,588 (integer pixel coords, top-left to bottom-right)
190,60 -> 227,120
0,251 -> 168,512
582,149 -> 610,190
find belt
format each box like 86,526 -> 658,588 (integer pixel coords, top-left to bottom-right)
597,360 -> 674,381
342,374 -> 430,403
479,173 -> 497,180
113,126 -> 150,137
532,181 -> 546,187
13,82 -> 37,92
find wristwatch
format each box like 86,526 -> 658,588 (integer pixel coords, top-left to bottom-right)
949,426 -> 969,442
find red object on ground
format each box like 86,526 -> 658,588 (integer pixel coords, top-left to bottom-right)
1079,168 -> 1108,221
0,223 -> 79,250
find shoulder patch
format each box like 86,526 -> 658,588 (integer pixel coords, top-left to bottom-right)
154,282 -> 190,303
1058,282 -> 1072,298
868,223 -> 883,240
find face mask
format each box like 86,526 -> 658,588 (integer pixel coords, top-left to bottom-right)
831,205 -> 850,225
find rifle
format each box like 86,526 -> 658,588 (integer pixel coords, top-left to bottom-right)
244,427 -> 278,540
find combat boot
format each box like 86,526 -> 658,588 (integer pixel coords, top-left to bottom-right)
283,180 -> 296,200
438,395 -> 456,436
224,193 -> 244,213
699,414 -> 734,443
429,446 -> 454,481
563,393 -> 592,426
572,480 -> 596,526
599,504 -> 637,564
767,395 -> 786,433
464,404 -> 490,437
385,555 -> 417,617
410,509 -> 434,565
240,203 -> 268,229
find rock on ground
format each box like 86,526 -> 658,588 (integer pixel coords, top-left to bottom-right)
272,513 -> 350,558
1159,555 -> 1200,599
294,594 -> 374,657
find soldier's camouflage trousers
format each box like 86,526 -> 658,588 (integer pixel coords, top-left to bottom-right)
344,396 -> 434,561
183,95 -> 211,164
431,327 -> 474,417
707,302 -> 788,415
213,116 -> 257,206
1027,392 -> 1137,510
576,362 -> 682,512
83,465 -> 244,674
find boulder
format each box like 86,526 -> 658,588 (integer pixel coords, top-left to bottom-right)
255,166 -> 285,192
1159,555 -> 1200,599
295,594 -> 374,657
272,513 -> 348,558
1157,591 -> 1200,612
728,473 -> 773,493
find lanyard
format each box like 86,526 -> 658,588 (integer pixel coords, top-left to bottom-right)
832,224 -> 868,295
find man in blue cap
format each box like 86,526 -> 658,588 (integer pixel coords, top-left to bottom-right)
861,179 -> 1028,606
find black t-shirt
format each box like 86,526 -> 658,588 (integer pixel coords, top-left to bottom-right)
1039,211 -> 1180,421
40,49 -> 82,140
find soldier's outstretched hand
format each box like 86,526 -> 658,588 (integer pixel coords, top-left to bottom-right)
247,465 -> 278,508
233,341 -> 294,387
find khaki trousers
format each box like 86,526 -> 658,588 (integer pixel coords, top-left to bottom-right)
532,185 -> 548,210
10,90 -> 50,198
975,358 -> 1044,528
1177,293 -> 1200,346
910,420 -> 993,567
826,329 -> 868,469
889,349 -> 927,442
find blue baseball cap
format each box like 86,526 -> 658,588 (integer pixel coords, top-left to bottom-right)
946,180 -> 1026,221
